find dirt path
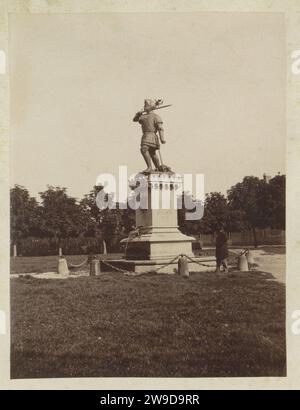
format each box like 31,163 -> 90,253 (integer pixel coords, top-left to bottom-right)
231,249 -> 285,283
252,250 -> 285,283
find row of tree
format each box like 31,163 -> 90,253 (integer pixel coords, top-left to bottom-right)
11,174 -> 285,254
180,174 -> 285,247
10,184 -> 135,255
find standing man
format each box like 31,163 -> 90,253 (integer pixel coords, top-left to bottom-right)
215,225 -> 229,273
133,99 -> 166,173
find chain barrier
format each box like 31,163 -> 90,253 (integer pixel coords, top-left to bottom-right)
65,249 -> 249,275
184,254 -> 216,268
100,254 -> 181,276
66,258 -> 89,268
228,248 -> 248,256
152,254 -> 181,273
100,253 -> 216,276
63,247 -> 250,275
228,249 -> 248,267
100,259 -> 136,275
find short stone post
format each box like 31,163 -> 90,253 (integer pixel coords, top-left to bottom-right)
90,256 -> 100,276
57,256 -> 69,275
178,255 -> 189,277
246,250 -> 255,265
238,254 -> 249,271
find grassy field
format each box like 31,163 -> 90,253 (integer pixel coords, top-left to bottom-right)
11,270 -> 286,378
10,254 -> 123,274
10,246 -> 285,275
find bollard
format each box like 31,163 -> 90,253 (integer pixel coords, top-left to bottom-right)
57,257 -> 69,275
238,254 -> 249,271
90,257 -> 100,276
246,250 -> 255,265
178,255 -> 189,277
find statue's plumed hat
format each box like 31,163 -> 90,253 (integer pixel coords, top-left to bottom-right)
144,99 -> 156,109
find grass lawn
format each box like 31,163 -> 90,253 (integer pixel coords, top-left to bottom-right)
11,270 -> 286,378
10,246 -> 285,275
10,254 -> 123,274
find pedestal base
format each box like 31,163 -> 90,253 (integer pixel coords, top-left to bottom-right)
100,256 -> 216,275
123,229 -> 196,261
113,171 -> 209,274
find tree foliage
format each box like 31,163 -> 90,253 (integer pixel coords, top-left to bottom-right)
227,175 -> 285,246
10,173 -> 285,252
10,185 -> 41,244
38,186 -> 88,244
80,186 -> 135,250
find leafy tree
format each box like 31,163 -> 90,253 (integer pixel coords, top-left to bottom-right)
179,191 -> 244,236
39,186 -> 88,248
10,185 -> 42,254
261,174 -> 285,229
199,192 -> 244,234
11,173 -> 285,255
227,176 -> 268,247
80,186 -> 135,252
227,174 -> 285,246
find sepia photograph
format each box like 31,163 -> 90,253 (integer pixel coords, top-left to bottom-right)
7,11 -> 287,379
2,1 -> 300,391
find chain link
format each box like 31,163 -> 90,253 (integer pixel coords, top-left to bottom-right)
63,248 -> 247,275
100,253 -> 216,275
100,255 -> 180,276
67,258 -> 89,268
100,259 -> 136,275
184,254 -> 216,268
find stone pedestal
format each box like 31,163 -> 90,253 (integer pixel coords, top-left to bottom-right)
104,172 -> 215,274
124,172 -> 194,261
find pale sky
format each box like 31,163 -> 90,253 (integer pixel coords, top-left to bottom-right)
10,12 -> 285,200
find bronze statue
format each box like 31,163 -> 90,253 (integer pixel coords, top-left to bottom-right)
133,99 -> 170,174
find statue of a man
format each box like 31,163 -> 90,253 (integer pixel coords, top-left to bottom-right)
133,99 -> 166,173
